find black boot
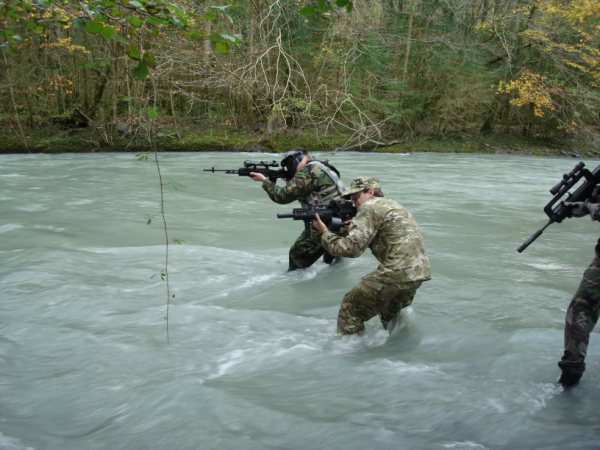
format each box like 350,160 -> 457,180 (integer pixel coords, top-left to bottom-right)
558,370 -> 582,389
557,361 -> 584,390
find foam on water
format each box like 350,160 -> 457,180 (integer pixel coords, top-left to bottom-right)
0,432 -> 35,450
1,152 -> 600,450
0,224 -> 22,233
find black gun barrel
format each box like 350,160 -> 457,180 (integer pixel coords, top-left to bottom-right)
204,166 -> 287,178
203,167 -> 237,173
517,221 -> 552,253
276,212 -> 295,219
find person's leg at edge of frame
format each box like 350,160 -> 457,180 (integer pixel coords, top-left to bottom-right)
558,261 -> 600,389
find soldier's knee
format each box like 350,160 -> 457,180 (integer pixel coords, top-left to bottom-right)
337,290 -> 369,335
337,322 -> 364,335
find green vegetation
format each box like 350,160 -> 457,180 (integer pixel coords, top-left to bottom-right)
0,122 -> 594,158
1,0 -> 598,155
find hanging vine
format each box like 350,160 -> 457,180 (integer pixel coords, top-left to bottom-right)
138,105 -> 173,343
153,146 -> 173,344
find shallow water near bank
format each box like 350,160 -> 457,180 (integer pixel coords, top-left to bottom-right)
1,151 -> 600,450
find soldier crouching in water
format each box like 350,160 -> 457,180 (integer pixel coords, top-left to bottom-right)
558,202 -> 600,389
312,177 -> 431,335
249,148 -> 345,271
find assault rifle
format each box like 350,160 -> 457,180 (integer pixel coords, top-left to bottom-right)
277,199 -> 357,234
204,160 -> 288,180
517,161 -> 600,253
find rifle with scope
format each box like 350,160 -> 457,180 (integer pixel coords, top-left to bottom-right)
203,160 -> 289,180
517,161 -> 600,253
277,199 -> 357,235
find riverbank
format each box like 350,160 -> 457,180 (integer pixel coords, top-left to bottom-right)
0,123 -> 598,157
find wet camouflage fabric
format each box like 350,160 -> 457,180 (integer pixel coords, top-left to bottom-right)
558,254 -> 600,382
320,197 -> 431,334
337,277 -> 422,334
261,161 -> 341,207
288,227 -> 335,270
321,197 -> 431,281
262,160 -> 341,270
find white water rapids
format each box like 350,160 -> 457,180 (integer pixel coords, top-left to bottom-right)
1,151 -> 599,449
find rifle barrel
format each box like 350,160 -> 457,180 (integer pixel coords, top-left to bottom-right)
517,221 -> 552,253
276,212 -> 295,219
203,168 -> 237,173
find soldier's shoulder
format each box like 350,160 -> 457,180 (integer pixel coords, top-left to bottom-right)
369,197 -> 409,217
370,197 -> 397,209
292,168 -> 311,181
306,161 -> 336,184
305,161 -> 325,174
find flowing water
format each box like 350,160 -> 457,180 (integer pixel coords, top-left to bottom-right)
1,151 -> 599,450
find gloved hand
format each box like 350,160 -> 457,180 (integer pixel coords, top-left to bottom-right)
588,203 -> 600,221
565,201 -> 590,218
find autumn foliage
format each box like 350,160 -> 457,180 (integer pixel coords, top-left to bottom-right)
0,0 -> 598,149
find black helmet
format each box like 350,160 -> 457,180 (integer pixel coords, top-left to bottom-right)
280,149 -> 307,179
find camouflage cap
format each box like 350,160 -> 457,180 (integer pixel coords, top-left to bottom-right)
341,176 -> 381,198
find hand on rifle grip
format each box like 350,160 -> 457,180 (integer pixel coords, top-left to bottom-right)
312,213 -> 329,233
589,203 -> 600,221
564,201 -> 591,218
565,201 -> 600,221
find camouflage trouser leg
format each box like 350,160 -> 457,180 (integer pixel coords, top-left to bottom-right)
558,258 -> 600,382
378,281 -> 421,329
288,228 -> 325,271
336,269 -> 422,335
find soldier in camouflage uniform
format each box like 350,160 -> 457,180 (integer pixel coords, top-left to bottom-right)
313,177 -> 431,335
558,202 -> 600,389
249,148 -> 345,271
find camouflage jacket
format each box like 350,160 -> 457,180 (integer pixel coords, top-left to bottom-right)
261,160 -> 344,207
320,197 -> 431,282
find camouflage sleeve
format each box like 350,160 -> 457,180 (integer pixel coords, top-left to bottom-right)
261,180 -> 295,204
320,207 -> 378,258
261,169 -> 315,204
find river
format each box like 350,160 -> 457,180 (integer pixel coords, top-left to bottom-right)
1,151 -> 599,450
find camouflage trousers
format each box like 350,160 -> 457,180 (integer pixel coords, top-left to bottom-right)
288,228 -> 335,271
337,270 -> 423,335
558,257 -> 600,381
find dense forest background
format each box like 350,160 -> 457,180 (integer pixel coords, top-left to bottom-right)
1,0 -> 599,153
